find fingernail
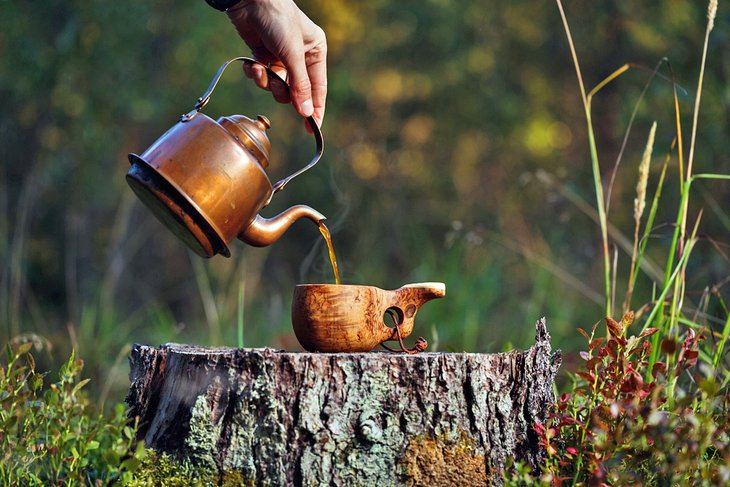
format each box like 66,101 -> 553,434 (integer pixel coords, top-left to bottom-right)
300,99 -> 314,117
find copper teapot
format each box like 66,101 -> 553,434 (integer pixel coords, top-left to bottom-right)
126,57 -> 325,258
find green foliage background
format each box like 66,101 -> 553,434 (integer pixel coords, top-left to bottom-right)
1,0 -> 728,400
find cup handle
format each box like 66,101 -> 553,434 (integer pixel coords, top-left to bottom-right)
381,282 -> 446,342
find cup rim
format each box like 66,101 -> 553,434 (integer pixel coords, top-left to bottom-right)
294,283 -> 378,290
294,282 -> 445,291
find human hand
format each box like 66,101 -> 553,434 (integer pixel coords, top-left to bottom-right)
226,0 -> 327,126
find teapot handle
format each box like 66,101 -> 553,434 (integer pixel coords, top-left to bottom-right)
181,56 -> 323,197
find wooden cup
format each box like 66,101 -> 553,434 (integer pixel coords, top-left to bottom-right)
292,283 -> 446,352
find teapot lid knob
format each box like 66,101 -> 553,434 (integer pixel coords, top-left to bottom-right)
256,115 -> 271,131
217,114 -> 272,168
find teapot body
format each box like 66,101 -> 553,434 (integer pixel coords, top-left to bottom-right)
127,113 -> 272,258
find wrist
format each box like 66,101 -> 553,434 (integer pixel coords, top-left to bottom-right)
204,0 -> 244,12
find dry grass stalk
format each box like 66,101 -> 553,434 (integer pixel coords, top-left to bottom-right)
625,122 -> 657,312
634,122 -> 657,224
708,0 -> 718,31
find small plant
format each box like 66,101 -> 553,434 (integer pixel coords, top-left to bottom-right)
507,313 -> 730,485
0,343 -> 145,485
125,450 -> 225,487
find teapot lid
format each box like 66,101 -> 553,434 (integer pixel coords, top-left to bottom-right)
218,115 -> 271,168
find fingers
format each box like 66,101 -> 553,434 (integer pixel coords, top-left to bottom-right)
286,62 -> 315,120
307,52 -> 327,126
282,34 -> 327,125
267,65 -> 290,103
242,60 -> 291,104
242,61 -> 266,89
244,52 -> 318,123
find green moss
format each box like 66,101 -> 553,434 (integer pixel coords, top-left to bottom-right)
125,451 -> 214,486
126,450 -> 259,487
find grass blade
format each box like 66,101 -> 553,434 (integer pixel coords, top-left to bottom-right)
556,0 -> 612,316
645,237 -> 697,371
715,313 -> 730,368
237,279 -> 245,349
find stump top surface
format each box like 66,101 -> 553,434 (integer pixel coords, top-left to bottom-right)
137,319 -> 552,360
146,343 -> 527,360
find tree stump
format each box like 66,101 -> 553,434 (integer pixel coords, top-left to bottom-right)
126,318 -> 561,485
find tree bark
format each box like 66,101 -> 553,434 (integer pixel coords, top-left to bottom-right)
126,318 -> 561,485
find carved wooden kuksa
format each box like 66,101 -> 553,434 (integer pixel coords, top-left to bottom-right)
292,282 -> 446,352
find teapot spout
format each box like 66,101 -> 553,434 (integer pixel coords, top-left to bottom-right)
238,205 -> 326,247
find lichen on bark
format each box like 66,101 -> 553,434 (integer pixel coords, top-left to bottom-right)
399,433 -> 490,485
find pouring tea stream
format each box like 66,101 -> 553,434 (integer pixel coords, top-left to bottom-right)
126,57 -> 334,265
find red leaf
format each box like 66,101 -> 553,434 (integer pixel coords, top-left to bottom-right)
586,357 -> 601,371
606,340 -> 619,359
620,371 -> 644,394
606,317 -> 622,337
561,417 -> 583,426
576,371 -> 595,383
589,337 -> 605,350
621,311 -> 635,328
682,350 -> 699,368
620,380 -> 636,394
639,327 -> 659,339
577,327 -> 591,341
652,362 -> 666,378
566,447 -> 578,456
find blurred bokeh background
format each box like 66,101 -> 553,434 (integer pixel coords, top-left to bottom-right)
1,0 -> 728,403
